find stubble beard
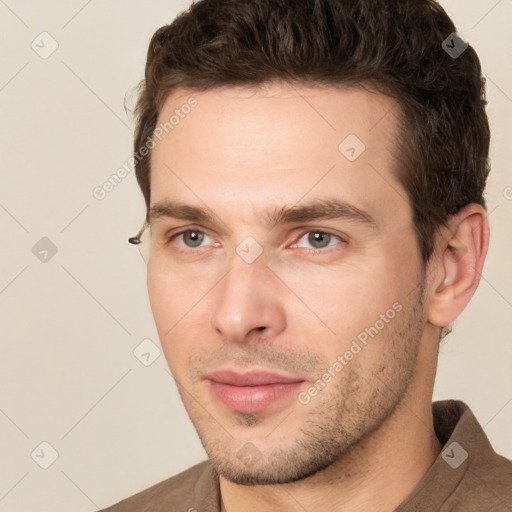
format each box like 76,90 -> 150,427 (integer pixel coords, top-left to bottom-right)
175,285 -> 425,486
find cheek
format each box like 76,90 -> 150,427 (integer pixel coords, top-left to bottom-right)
147,274 -> 172,331
147,275 -> 187,365
382,233 -> 424,297
283,264 -> 382,317
147,273 -> 211,373
275,269 -> 377,362
283,261 -> 408,351
147,271 -> 205,329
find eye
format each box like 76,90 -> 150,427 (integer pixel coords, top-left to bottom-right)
172,229 -> 214,249
293,230 -> 345,251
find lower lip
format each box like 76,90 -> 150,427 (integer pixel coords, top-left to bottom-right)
208,380 -> 305,413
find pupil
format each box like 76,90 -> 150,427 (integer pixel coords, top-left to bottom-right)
186,230 -> 203,247
309,232 -> 330,248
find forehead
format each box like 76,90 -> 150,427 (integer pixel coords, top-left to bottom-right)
149,83 -> 409,227
155,83 -> 398,154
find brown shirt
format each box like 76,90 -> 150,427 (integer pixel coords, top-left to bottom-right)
100,400 -> 512,511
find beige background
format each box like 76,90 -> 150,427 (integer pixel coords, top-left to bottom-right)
0,1 -> 510,510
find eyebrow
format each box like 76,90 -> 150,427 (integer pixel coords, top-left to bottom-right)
149,198 -> 377,230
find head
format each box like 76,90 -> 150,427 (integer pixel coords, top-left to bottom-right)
131,0 -> 490,485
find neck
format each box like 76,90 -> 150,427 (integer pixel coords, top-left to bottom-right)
219,382 -> 441,512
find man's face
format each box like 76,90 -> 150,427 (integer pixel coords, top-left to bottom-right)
147,83 -> 428,484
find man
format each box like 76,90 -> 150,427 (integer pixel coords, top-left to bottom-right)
102,0 -> 512,510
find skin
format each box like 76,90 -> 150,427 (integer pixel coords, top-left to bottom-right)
146,82 -> 489,511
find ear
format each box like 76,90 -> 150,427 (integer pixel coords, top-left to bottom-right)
426,204 -> 490,328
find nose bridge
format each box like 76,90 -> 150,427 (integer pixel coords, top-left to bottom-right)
210,246 -> 285,342
215,248 -> 268,323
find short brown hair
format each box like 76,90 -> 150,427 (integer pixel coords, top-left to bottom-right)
132,0 -> 490,263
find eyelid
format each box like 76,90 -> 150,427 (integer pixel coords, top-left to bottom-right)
294,227 -> 347,241
162,224 -> 211,238
165,225 -> 348,251
168,227 -> 217,248
289,228 -> 348,250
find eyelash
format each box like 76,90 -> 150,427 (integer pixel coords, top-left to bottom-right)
166,227 -> 347,254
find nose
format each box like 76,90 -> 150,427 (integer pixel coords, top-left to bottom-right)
210,249 -> 286,344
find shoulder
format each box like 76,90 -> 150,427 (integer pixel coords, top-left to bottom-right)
398,400 -> 512,511
99,460 -> 219,512
459,439 -> 512,508
436,400 -> 512,509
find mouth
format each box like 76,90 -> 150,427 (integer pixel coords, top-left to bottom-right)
204,369 -> 306,413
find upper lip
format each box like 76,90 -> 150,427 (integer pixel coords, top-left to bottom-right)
204,369 -> 305,386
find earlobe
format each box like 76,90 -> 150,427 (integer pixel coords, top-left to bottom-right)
427,204 -> 490,328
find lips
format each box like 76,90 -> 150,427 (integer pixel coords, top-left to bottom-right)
205,369 -> 303,386
204,369 -> 306,413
